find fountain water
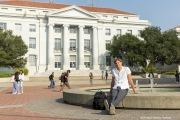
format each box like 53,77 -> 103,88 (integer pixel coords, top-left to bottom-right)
135,80 -> 140,92
150,78 -> 154,92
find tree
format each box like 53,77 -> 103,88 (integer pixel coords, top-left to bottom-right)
108,34 -> 146,66
140,26 -> 162,66
0,29 -> 28,68
158,30 -> 180,65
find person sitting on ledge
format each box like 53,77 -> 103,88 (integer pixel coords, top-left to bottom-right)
104,58 -> 142,115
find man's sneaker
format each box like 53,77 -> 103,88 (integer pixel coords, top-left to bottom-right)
59,90 -> 63,92
109,105 -> 115,115
104,99 -> 109,112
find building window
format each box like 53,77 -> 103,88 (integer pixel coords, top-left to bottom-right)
84,55 -> 90,69
103,15 -> 107,17
138,30 -> 141,36
29,24 -> 36,32
70,55 -> 76,69
1,8 -> 8,10
54,38 -> 61,50
84,39 -> 90,51
43,11 -> 49,13
70,39 -> 76,51
127,30 -> 132,35
55,27 -> 61,33
29,55 -> 36,66
16,9 -> 22,11
113,16 -> 118,18
29,37 -> 36,49
106,40 -> 111,50
70,27 -> 76,33
84,28 -> 90,34
117,29 -> 121,36
0,23 -> 7,30
15,23 -> 22,31
106,56 -> 111,66
54,55 -> 61,69
105,29 -> 111,35
124,17 -> 128,19
29,10 -> 36,12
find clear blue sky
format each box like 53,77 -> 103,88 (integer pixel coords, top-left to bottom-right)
37,0 -> 180,31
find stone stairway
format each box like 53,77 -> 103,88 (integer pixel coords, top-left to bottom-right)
33,70 -> 108,77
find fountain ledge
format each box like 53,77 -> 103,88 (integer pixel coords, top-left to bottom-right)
63,86 -> 180,109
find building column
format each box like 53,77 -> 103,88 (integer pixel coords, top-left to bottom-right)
78,25 -> 85,69
92,26 -> 99,70
63,24 -> 70,70
48,23 -> 54,70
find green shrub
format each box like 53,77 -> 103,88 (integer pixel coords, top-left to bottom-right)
0,72 -> 11,78
141,65 -> 157,73
13,68 -> 29,75
161,71 -> 176,75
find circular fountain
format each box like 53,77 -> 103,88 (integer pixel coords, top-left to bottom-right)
63,85 -> 180,109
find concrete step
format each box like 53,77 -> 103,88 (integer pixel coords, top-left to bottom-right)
33,70 -> 109,77
29,75 -> 142,81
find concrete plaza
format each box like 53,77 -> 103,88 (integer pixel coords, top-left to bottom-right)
0,76 -> 180,120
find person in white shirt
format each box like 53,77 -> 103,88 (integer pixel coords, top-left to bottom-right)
104,58 -> 142,115
19,70 -> 24,93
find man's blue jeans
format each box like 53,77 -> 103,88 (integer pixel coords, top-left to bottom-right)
50,80 -> 55,88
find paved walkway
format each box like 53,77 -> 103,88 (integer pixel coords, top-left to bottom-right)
0,78 -> 180,120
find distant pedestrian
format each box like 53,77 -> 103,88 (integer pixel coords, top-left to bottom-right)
175,70 -> 179,83
48,72 -> 55,89
13,72 -> 21,94
101,71 -> 104,79
105,70 -> 108,83
89,72 -> 94,86
19,70 -> 24,93
60,70 -> 71,92
148,70 -> 157,84
59,72 -> 65,87
10,73 -> 15,94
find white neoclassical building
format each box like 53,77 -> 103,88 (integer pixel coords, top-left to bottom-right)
0,1 -> 150,76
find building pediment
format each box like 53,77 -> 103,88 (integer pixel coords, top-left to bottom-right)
47,5 -> 99,19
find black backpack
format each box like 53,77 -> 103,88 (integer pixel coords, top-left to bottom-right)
93,90 -> 106,110
49,75 -> 52,80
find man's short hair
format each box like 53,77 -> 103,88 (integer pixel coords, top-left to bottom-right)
114,58 -> 122,64
67,70 -> 71,73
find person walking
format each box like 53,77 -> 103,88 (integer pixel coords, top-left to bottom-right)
13,72 -> 21,94
175,70 -> 179,83
104,58 -> 142,115
105,70 -> 108,83
101,71 -> 104,79
60,70 -> 71,92
148,70 -> 157,84
10,73 -> 15,94
48,72 -> 55,89
19,70 -> 24,93
89,72 -> 94,86
59,72 -> 65,87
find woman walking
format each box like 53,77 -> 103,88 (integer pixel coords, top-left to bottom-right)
89,72 -> 94,86
19,70 -> 24,93
13,72 -> 21,94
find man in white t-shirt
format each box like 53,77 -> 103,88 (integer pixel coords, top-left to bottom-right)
104,58 -> 142,115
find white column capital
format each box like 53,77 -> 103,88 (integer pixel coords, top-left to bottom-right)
48,23 -> 54,27
92,26 -> 98,29
78,25 -> 85,28
63,24 -> 69,27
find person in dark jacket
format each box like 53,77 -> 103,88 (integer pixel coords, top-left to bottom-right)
13,72 -> 21,94
175,70 -> 179,83
60,70 -> 71,92
48,72 -> 55,88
